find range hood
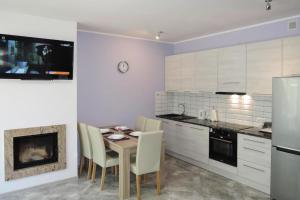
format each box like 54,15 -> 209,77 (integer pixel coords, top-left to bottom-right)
215,92 -> 246,95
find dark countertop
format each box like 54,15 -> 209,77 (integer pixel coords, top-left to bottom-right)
239,127 -> 272,139
156,114 -> 272,140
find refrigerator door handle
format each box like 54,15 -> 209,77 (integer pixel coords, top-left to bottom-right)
274,145 -> 300,156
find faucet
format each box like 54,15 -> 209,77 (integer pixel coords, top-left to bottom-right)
178,103 -> 185,115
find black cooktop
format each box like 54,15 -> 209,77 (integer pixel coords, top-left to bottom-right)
211,121 -> 252,131
175,117 -> 252,132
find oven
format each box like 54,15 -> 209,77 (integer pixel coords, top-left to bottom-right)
209,128 -> 237,167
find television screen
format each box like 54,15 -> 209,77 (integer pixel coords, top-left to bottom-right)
0,34 -> 74,80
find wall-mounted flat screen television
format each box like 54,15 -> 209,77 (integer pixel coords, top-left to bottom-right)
0,34 -> 74,80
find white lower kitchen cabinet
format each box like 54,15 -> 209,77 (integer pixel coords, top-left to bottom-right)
238,159 -> 271,186
162,120 -> 209,164
176,123 -> 209,164
238,134 -> 271,194
161,119 -> 177,152
162,119 -> 272,194
238,134 -> 271,167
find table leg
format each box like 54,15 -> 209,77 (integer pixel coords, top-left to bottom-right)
119,148 -> 131,200
160,141 -> 165,187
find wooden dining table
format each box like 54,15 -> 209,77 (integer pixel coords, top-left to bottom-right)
101,127 -> 165,200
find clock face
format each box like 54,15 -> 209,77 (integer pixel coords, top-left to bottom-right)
118,61 -> 129,73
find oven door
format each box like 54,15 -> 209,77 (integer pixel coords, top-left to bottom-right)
209,135 -> 237,166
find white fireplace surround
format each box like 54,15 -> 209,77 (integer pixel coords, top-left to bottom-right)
0,12 -> 77,194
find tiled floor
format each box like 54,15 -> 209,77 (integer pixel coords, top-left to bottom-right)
0,156 -> 270,200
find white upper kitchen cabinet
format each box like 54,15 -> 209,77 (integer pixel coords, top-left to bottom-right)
283,36 -> 300,76
165,55 -> 182,91
246,39 -> 282,95
217,45 -> 247,93
165,53 -> 195,92
181,52 -> 196,91
194,49 -> 218,92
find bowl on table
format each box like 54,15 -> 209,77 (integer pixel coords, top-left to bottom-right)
107,134 -> 125,140
114,126 -> 129,131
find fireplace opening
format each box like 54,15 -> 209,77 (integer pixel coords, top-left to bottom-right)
13,132 -> 58,170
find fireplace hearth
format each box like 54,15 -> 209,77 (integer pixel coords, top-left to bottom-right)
5,125 -> 66,181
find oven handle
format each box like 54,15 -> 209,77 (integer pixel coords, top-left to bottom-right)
210,137 -> 232,144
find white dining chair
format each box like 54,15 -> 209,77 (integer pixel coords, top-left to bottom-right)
135,116 -> 147,131
87,125 -> 119,191
78,122 -> 93,179
130,131 -> 163,200
144,118 -> 162,132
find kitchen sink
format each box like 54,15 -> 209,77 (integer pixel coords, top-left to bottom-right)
157,114 -> 196,121
171,115 -> 196,120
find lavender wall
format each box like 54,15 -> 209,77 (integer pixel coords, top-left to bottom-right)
77,32 -> 173,128
78,16 -> 300,128
174,16 -> 300,54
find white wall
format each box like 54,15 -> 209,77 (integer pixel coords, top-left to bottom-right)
0,12 -> 77,194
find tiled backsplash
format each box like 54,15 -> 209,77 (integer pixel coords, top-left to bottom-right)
155,91 -> 272,127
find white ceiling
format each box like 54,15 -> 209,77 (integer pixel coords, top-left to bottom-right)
0,0 -> 300,42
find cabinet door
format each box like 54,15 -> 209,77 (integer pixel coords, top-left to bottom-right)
165,55 -> 182,91
247,39 -> 282,95
217,45 -> 246,92
175,124 -> 209,163
188,125 -> 209,163
162,120 -> 177,152
181,53 -> 196,91
194,49 -> 218,92
238,159 -> 270,186
283,36 -> 300,76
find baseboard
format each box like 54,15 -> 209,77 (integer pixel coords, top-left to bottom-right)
166,150 -> 270,195
0,176 -> 78,197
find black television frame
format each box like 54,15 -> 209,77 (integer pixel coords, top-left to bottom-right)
0,33 -> 74,80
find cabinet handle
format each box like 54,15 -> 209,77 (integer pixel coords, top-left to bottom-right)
243,138 -> 265,144
223,81 -> 240,85
243,147 -> 265,154
210,137 -> 232,144
290,74 -> 300,77
243,164 -> 265,172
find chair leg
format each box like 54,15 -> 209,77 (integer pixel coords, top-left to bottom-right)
87,159 -> 93,180
156,171 -> 161,195
136,175 -> 141,200
100,167 -> 106,191
79,156 -> 85,176
91,163 -> 96,183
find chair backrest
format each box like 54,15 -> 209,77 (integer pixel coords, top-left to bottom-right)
87,125 -> 106,167
144,118 -> 162,132
78,122 -> 92,159
136,131 -> 163,175
135,116 -> 146,131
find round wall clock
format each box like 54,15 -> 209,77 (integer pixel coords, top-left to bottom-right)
117,61 -> 129,73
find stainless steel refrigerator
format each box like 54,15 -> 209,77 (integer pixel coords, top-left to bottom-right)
271,77 -> 300,200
